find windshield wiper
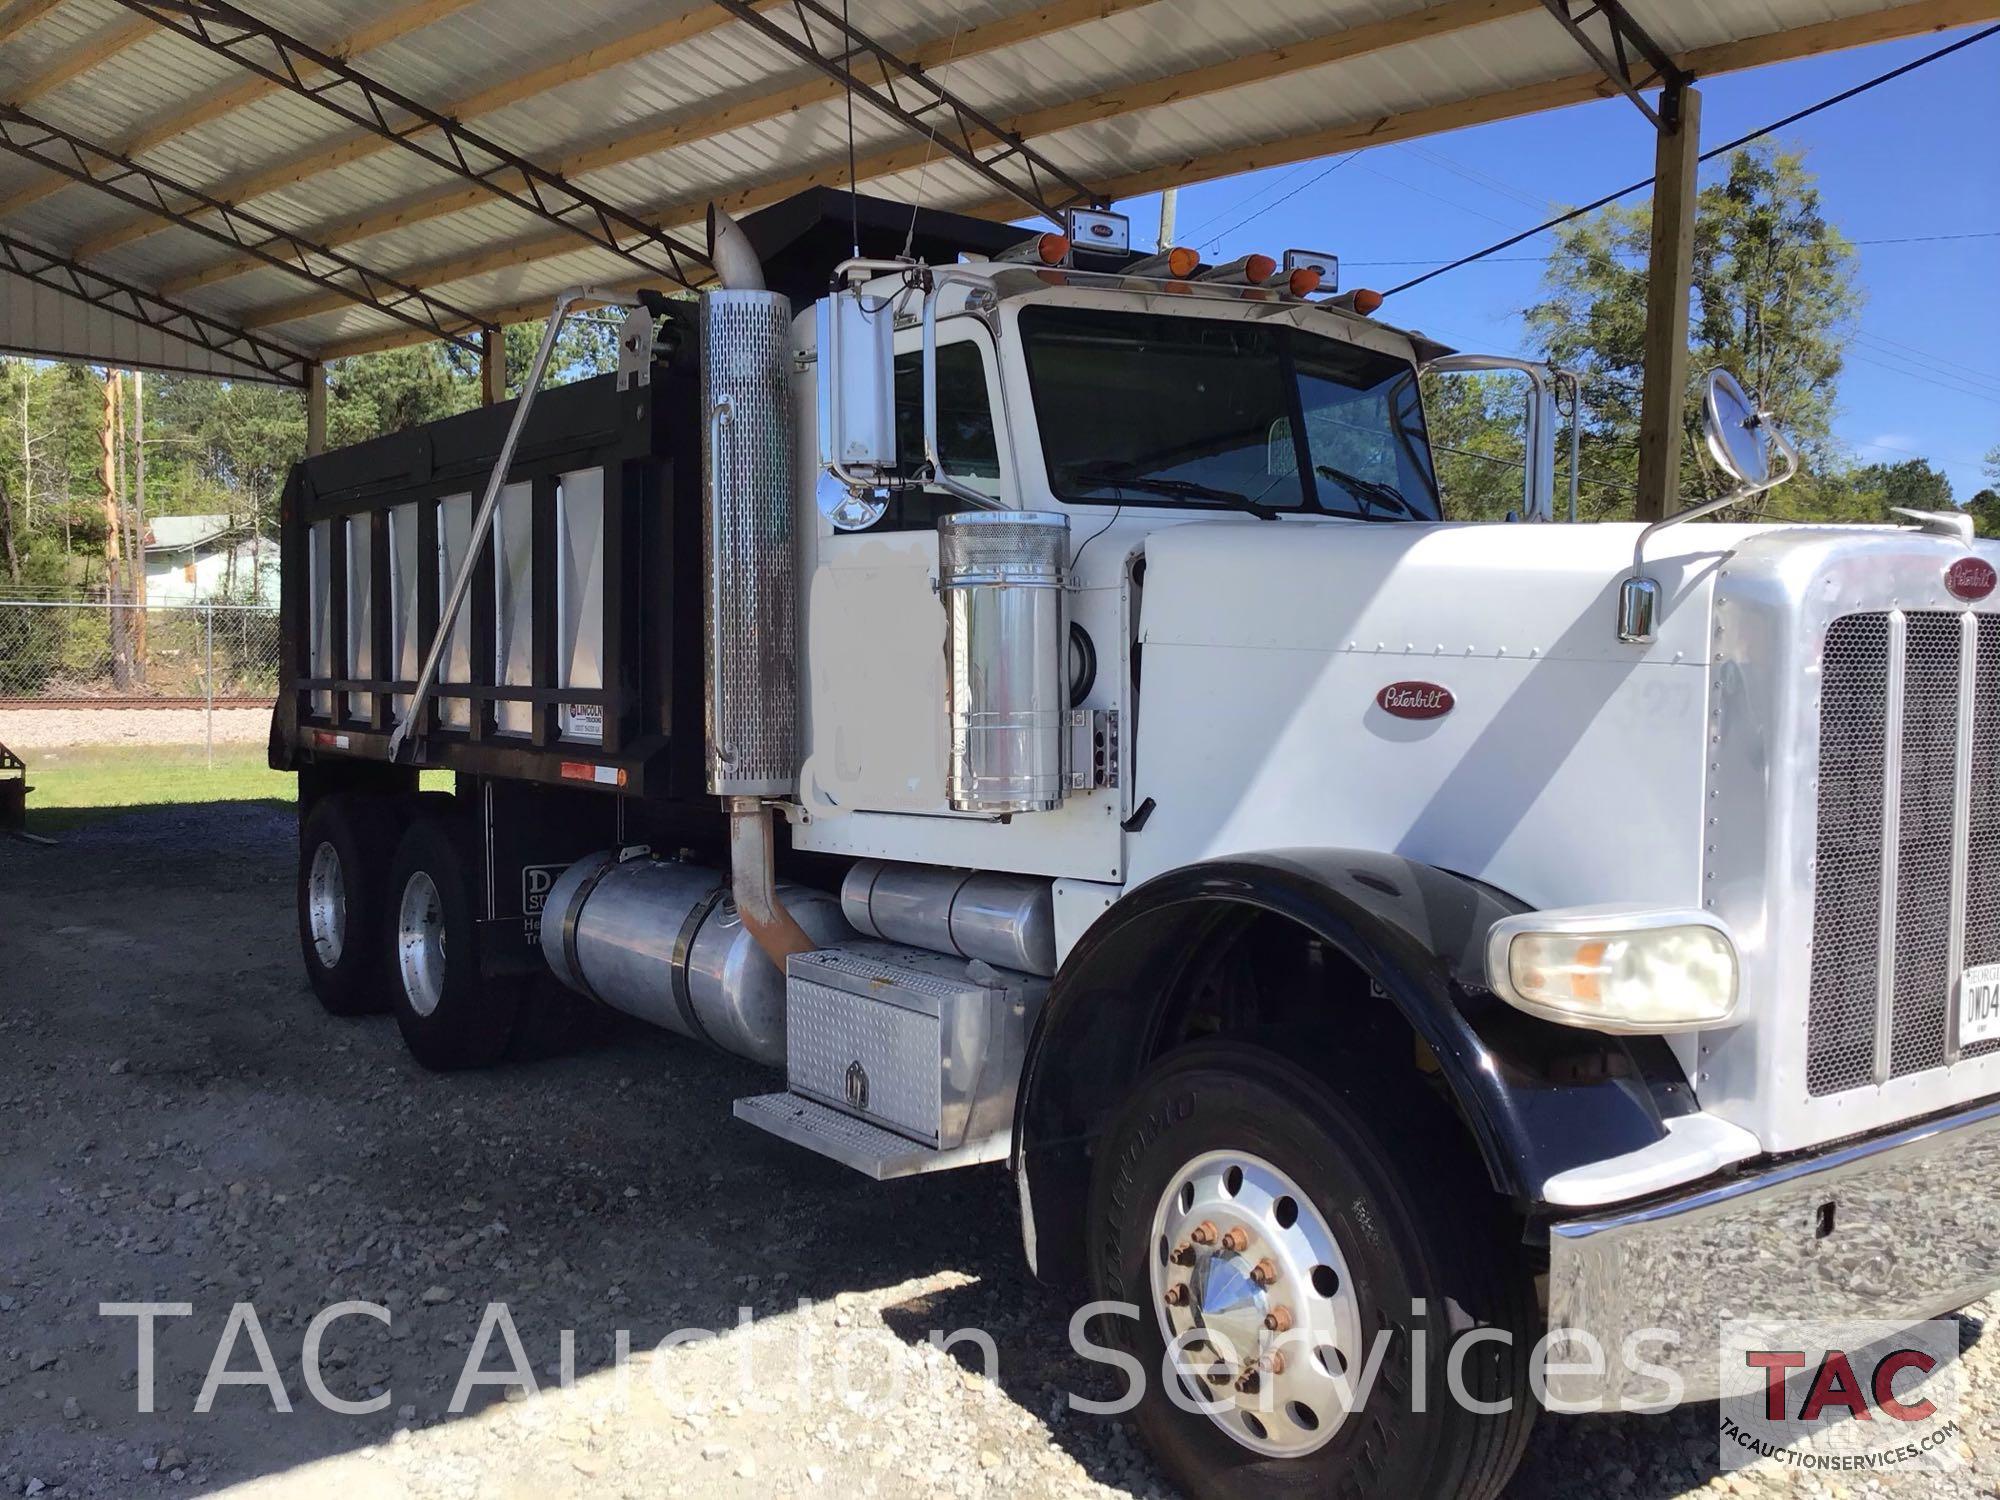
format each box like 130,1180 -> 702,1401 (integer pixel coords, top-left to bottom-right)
1314,463 -> 1417,520
1074,465 -> 1280,520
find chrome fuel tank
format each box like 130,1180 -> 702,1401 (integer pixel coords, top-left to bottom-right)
541,852 -> 851,1068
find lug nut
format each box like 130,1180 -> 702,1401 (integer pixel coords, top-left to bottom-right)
1220,1226 -> 1250,1254
1235,1369 -> 1260,1394
1163,1284 -> 1190,1307
1250,1257 -> 1279,1287
1189,1220 -> 1219,1246
1236,1351 -> 1287,1394
1170,1242 -> 1196,1267
1263,1305 -> 1294,1333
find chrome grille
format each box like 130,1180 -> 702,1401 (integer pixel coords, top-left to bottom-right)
1808,610 -> 1980,1094
1967,624 -> 2000,1059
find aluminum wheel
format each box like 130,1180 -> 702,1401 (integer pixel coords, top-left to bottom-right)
306,841 -> 347,968
396,870 -> 447,1018
1149,1149 -> 1364,1459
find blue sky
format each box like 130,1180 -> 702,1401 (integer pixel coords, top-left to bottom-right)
1112,23 -> 2000,499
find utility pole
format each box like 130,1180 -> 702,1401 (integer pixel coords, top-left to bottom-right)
1157,187 -> 1178,250
99,369 -> 130,689
131,370 -> 148,673
1635,82 -> 1702,523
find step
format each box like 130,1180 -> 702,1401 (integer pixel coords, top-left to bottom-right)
732,1092 -> 1009,1180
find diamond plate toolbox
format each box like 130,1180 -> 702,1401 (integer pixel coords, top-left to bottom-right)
784,942 -> 1048,1150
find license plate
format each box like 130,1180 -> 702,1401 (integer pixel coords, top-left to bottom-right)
1961,964 -> 2000,1046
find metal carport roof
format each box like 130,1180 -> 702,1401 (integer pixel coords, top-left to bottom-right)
0,0 -> 1988,384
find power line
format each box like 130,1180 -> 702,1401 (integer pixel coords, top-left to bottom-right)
1343,230 -> 2000,269
1844,349 -> 2000,407
1384,23 -> 2000,298
1852,327 -> 2000,389
1192,151 -> 1368,248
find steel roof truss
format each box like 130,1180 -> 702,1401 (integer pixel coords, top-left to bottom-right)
1538,0 -> 1691,130
105,0 -> 714,288
0,105 -> 484,351
709,0 -> 1102,227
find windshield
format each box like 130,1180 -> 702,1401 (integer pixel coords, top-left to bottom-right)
1018,305 -> 1439,521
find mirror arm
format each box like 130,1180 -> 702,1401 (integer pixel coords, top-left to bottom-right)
922,269 -> 1008,510
1619,414 -> 1800,644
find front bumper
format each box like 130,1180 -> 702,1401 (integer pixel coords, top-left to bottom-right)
1547,1097 -> 2000,1406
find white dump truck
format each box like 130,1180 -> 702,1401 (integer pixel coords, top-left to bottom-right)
273,188 -> 2000,1498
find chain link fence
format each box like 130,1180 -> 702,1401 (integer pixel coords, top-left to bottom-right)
0,600 -> 280,759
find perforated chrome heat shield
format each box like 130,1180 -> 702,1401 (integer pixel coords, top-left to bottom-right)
701,289 -> 798,796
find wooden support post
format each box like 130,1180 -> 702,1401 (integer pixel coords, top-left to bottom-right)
482,326 -> 506,406
1635,82 -> 1701,524
304,361 -> 327,456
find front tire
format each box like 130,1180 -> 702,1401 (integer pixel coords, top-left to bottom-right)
385,817 -> 522,1070
1087,1040 -> 1535,1500
297,794 -> 398,1016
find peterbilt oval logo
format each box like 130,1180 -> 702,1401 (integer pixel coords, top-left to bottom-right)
1947,557 -> 1997,602
1377,682 -> 1455,720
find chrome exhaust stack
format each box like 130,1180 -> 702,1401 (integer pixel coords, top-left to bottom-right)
707,204 -> 766,293
700,207 -> 812,967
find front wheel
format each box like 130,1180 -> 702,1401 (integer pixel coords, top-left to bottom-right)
385,818 -> 522,1070
1087,1040 -> 1535,1500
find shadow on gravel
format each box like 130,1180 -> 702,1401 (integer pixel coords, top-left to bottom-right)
2,804 -> 1984,1500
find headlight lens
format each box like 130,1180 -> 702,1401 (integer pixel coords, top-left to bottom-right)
1499,921 -> 1738,1032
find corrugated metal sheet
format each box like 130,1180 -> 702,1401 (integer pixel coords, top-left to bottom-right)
0,0 -> 1966,370
0,264 -> 300,382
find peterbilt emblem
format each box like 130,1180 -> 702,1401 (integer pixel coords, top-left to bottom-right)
1376,682 -> 1455,720
844,1060 -> 870,1111
1947,557 -> 1997,602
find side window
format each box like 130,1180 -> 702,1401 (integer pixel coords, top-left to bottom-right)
843,340 -> 999,533
893,341 -> 1001,481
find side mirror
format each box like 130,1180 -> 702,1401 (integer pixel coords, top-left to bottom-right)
1422,354 -> 1576,522
1701,369 -> 1776,488
815,286 -> 897,481
1618,369 -> 1799,645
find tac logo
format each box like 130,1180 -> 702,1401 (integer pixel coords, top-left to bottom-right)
1719,1320 -> 1964,1474
1376,681 -> 1455,721
1946,556 -> 1997,602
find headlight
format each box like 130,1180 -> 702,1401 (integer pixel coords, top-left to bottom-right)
1485,908 -> 1739,1033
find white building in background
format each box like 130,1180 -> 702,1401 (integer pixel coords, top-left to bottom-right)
141,515 -> 280,605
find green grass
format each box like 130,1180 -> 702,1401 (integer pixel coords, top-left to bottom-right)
14,746 -> 450,834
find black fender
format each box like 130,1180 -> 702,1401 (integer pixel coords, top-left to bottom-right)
1012,848 -> 1692,1288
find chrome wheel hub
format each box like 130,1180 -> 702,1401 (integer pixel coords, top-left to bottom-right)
1149,1149 -> 1363,1458
396,870 -> 447,1018
307,841 -> 346,968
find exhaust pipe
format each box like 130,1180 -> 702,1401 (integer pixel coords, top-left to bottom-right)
728,797 -> 816,965
707,204 -> 766,291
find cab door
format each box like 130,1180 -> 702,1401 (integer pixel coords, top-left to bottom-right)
798,323 -> 1007,817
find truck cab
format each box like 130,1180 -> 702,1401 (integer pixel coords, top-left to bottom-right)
273,191 -> 2000,1500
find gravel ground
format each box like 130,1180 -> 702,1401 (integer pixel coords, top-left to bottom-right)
0,708 -> 272,750
2,803 -> 1998,1499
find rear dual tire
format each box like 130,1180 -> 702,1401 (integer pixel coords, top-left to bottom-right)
385,818 -> 524,1071
298,794 -> 400,1016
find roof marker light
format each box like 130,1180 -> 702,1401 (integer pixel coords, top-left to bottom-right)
1197,253 -> 1277,286
996,231 -> 1071,266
